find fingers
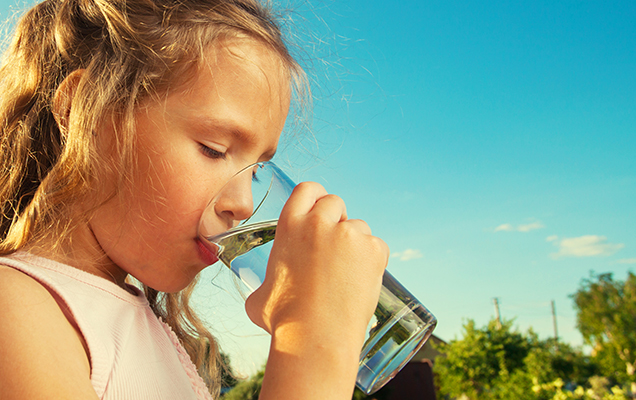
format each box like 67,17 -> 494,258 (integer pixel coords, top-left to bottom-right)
282,183 -> 389,271
346,220 -> 389,268
246,181 -> 391,338
278,181 -> 388,264
279,183 -> 387,261
343,218 -> 371,235
280,182 -> 348,223
279,182 -> 328,217
310,194 -> 348,222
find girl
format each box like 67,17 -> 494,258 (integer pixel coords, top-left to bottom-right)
0,0 -> 389,399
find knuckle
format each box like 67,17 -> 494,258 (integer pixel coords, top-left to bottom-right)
322,193 -> 344,205
293,181 -> 324,195
353,219 -> 371,232
306,208 -> 333,228
369,236 -> 390,259
374,236 -> 390,253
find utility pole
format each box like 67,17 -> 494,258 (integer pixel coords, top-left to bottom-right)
493,297 -> 501,329
551,300 -> 559,350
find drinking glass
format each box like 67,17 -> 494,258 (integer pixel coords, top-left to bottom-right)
198,162 -> 437,394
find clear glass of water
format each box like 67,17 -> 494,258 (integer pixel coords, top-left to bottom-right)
198,162 -> 437,394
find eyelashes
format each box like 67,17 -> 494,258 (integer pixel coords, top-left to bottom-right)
199,143 -> 226,159
199,143 -> 261,183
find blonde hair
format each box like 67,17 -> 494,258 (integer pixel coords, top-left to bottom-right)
0,0 -> 307,396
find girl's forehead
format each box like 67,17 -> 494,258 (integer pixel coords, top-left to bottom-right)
170,36 -> 291,105
143,35 -> 291,134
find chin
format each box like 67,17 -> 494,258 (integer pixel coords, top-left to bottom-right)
162,273 -> 202,293
136,263 -> 204,294
144,279 -> 193,294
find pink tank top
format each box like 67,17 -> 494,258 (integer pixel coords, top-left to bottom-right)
0,252 -> 214,400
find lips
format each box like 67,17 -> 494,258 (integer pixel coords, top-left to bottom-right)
196,238 -> 219,266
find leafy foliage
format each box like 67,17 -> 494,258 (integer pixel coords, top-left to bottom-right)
220,368 -> 264,400
434,318 -> 535,399
524,341 -> 599,388
533,377 -> 629,400
434,318 -> 599,400
219,352 -> 239,390
572,272 -> 636,389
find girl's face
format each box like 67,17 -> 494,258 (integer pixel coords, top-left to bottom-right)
87,37 -> 290,292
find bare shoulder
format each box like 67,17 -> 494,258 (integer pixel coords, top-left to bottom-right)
0,265 -> 99,399
0,264 -> 55,303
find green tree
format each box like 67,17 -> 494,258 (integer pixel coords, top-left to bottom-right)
221,368 -> 264,400
219,352 -> 239,391
434,318 -> 598,400
524,340 -> 598,388
434,318 -> 534,399
572,272 -> 636,395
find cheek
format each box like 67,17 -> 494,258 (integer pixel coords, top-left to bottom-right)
132,147 -> 219,240
91,173 -> 204,273
132,163 -> 201,235
124,126 -> 224,249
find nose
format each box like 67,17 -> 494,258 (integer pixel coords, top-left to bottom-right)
214,170 -> 254,225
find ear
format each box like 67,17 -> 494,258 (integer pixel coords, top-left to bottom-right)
52,69 -> 84,134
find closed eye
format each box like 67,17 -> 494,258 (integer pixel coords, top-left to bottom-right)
199,143 -> 226,159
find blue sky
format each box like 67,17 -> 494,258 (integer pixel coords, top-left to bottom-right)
282,0 -> 635,332
268,0 -> 635,374
2,0 -> 634,376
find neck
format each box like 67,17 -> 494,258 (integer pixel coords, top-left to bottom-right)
24,224 -> 130,290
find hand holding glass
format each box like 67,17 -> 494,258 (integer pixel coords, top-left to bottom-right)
198,162 -> 437,394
